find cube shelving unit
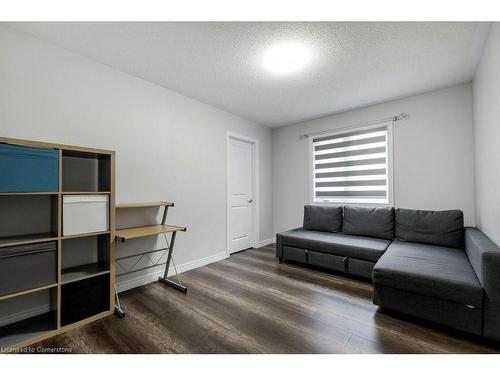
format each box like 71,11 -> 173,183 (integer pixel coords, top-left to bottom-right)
0,136 -> 115,348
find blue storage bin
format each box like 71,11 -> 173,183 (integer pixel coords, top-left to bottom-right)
0,143 -> 59,192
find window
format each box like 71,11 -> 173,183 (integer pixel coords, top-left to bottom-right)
311,122 -> 393,205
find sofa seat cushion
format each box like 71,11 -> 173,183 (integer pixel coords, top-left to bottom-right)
373,240 -> 483,307
279,228 -> 390,262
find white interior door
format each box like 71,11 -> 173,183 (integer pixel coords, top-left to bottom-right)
228,137 -> 254,254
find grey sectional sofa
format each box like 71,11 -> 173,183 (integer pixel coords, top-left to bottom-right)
275,205 -> 500,341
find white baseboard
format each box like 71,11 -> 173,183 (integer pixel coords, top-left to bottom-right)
256,238 -> 275,248
116,251 -> 228,293
0,304 -> 51,327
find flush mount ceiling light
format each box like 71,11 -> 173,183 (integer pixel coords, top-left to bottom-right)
262,42 -> 311,74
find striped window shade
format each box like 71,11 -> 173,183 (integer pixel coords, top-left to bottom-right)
312,123 -> 392,204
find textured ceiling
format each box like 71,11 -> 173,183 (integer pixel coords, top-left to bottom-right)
6,22 -> 490,127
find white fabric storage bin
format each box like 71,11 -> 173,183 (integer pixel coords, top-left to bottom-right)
63,195 -> 109,236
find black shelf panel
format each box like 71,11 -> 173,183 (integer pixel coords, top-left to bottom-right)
61,273 -> 110,327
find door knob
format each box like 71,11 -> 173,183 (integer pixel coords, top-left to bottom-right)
248,199 -> 253,203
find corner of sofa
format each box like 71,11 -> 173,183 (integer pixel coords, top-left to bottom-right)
465,226 -> 500,341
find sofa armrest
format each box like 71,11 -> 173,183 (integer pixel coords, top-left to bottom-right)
465,227 -> 500,341
275,227 -> 303,259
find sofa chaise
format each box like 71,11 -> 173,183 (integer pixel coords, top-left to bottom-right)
275,205 -> 500,341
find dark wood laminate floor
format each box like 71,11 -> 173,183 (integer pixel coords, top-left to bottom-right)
35,245 -> 500,353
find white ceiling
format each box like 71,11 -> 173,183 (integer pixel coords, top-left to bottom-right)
6,22 -> 490,127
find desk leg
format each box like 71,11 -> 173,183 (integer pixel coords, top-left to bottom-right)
158,231 -> 187,293
114,287 -> 126,318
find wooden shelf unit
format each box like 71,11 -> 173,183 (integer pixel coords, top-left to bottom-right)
0,136 -> 116,349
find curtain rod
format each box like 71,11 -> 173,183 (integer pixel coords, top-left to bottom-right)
299,113 -> 409,139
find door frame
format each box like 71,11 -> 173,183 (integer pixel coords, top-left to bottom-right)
226,131 -> 259,257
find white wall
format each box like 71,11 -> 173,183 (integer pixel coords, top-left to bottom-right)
273,83 -> 476,233
0,25 -> 273,292
473,24 -> 500,246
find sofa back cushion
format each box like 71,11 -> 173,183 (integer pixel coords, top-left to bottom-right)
303,205 -> 342,233
342,206 -> 395,240
395,208 -> 464,249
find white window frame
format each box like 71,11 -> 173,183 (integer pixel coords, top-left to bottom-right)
309,121 -> 394,206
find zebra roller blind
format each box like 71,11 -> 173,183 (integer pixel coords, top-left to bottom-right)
312,123 -> 392,204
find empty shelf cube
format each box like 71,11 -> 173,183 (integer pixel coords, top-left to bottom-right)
63,195 -> 109,236
61,234 -> 110,284
0,287 -> 57,348
0,195 -> 58,247
62,150 -> 111,192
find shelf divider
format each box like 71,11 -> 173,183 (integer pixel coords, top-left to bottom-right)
61,263 -> 110,285
62,191 -> 111,195
0,283 -> 58,302
61,230 -> 111,240
0,233 -> 58,249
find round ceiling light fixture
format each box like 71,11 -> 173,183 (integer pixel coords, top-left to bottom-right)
262,42 -> 311,75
